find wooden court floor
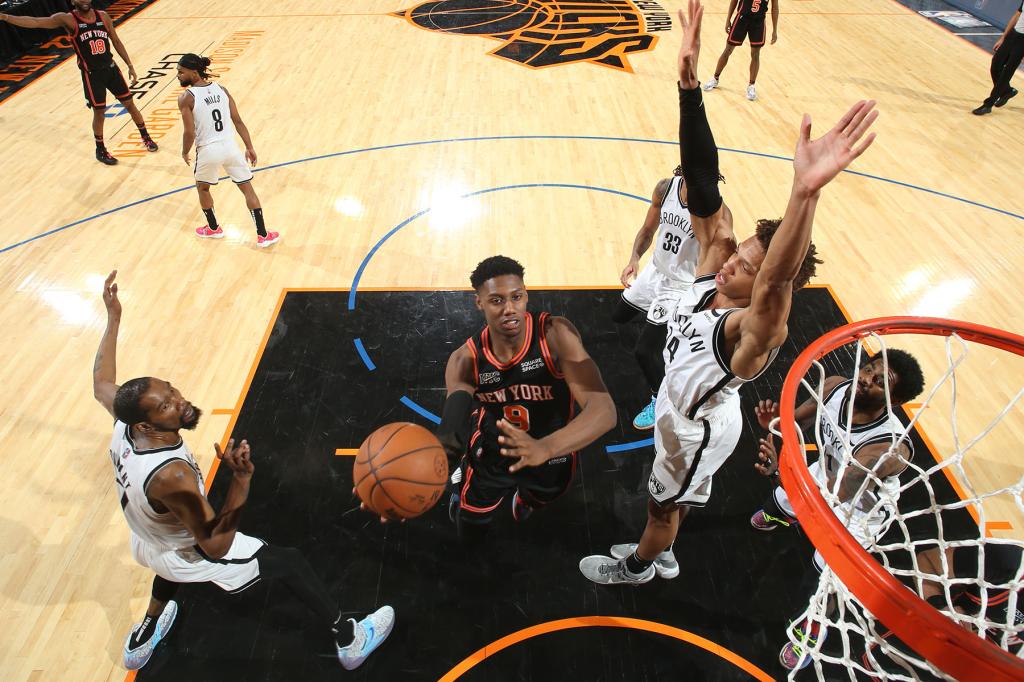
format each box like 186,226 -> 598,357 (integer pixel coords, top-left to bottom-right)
0,0 -> 1021,680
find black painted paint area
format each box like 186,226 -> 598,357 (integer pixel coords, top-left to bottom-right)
136,289 -> 976,682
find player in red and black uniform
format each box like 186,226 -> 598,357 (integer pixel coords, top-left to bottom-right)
701,0 -> 779,101
437,256 -> 616,545
0,0 -> 157,165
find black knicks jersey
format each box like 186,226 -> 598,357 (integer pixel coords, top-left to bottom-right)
69,10 -> 114,72
736,0 -> 769,19
464,312 -> 574,469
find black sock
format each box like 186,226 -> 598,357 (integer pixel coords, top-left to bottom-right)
625,550 -> 654,575
137,124 -> 151,139
95,135 -> 105,151
203,208 -> 219,230
331,611 -> 357,648
250,208 -> 267,237
128,614 -> 157,649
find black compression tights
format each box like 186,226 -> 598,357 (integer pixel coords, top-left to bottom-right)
257,545 -> 337,627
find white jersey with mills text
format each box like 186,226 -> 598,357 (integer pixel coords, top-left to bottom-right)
651,176 -> 698,286
189,82 -> 236,147
661,275 -> 779,421
109,420 -> 203,551
816,378 -> 914,515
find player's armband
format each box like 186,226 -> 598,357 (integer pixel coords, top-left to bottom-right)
437,390 -> 474,464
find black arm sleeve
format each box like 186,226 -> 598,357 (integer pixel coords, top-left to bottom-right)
437,390 -> 474,465
678,84 -> 723,218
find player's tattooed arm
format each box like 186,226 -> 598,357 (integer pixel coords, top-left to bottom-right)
93,270 -> 122,417
621,178 -> 672,287
0,12 -> 73,30
99,12 -> 138,86
834,441 -> 908,503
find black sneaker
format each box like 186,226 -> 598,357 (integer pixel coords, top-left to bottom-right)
995,88 -> 1017,108
971,104 -> 992,116
142,136 -> 159,152
96,148 -> 118,165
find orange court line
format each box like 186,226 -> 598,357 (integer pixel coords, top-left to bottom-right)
438,616 -> 773,682
335,448 -> 358,456
212,408 -> 235,415
986,521 -> 1014,532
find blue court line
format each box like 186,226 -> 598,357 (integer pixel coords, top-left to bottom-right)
606,438 -> 655,453
399,396 -> 441,425
4,134 -> 1022,256
353,338 -> 376,371
347,183 -> 648,311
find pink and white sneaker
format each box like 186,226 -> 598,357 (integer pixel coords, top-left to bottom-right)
195,225 -> 224,239
256,231 -> 280,248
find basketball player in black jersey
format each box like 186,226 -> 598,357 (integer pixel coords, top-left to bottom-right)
0,0 -> 157,165
701,0 -> 779,100
436,256 -> 616,545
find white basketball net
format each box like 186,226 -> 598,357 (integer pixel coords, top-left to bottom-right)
773,331 -> 1024,681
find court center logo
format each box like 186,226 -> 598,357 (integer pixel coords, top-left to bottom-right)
392,0 -> 671,72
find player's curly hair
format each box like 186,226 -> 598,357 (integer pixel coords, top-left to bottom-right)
178,53 -> 216,79
880,348 -> 926,404
113,377 -> 153,426
470,255 -> 525,290
754,218 -> 822,290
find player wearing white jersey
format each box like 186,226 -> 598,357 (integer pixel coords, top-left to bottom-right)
747,351 -> 923,670
93,272 -> 392,671
579,0 -> 876,587
614,166 -> 701,430
175,53 -> 280,247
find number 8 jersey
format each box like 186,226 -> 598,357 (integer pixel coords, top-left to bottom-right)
189,82 -> 236,147
464,312 -> 575,469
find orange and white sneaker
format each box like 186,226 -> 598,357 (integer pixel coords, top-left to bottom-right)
256,231 -> 280,248
195,225 -> 224,239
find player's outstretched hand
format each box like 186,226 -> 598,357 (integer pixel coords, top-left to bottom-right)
497,418 -> 553,472
677,0 -> 704,88
754,398 -> 779,431
793,100 -> 878,194
753,436 -> 779,477
102,270 -> 122,319
620,259 -> 638,287
350,487 -> 404,524
215,438 -> 254,480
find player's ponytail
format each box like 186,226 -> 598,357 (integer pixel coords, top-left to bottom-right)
178,53 -> 218,79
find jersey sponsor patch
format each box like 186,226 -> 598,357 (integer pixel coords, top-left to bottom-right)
519,357 -> 545,373
479,370 -> 501,385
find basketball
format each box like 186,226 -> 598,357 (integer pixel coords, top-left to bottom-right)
353,422 -> 449,520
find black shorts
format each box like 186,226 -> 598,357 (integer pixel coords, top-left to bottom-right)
727,14 -> 766,46
458,454 -> 576,518
80,64 -> 132,109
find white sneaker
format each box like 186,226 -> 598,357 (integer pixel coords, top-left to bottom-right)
609,543 -> 679,579
336,605 -> 395,670
746,84 -> 757,101
579,555 -> 655,585
122,600 -> 178,670
702,77 -> 719,91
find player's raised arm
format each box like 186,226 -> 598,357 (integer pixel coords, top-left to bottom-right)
676,1 -> 736,277
93,270 -> 122,417
731,100 -> 878,378
0,12 -> 73,31
147,439 -> 254,560
499,317 -> 615,472
621,178 -> 672,287
437,345 -> 477,466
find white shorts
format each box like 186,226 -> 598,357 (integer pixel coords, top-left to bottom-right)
194,140 -> 253,185
648,384 -> 742,507
618,260 -> 692,315
131,531 -> 266,593
773,460 -> 895,570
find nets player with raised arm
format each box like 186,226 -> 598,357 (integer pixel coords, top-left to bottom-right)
613,165 -> 699,431
437,256 -> 616,545
578,0 -> 876,586
176,54 -> 279,247
745,351 -> 924,669
93,271 -> 391,671
701,0 -> 779,101
0,0 -> 158,165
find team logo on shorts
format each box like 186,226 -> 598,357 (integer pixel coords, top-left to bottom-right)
651,304 -> 667,320
648,473 -> 665,496
391,0 -> 671,72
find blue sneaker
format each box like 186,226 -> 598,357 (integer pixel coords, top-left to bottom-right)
122,600 -> 178,670
337,605 -> 396,670
632,397 -> 657,431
